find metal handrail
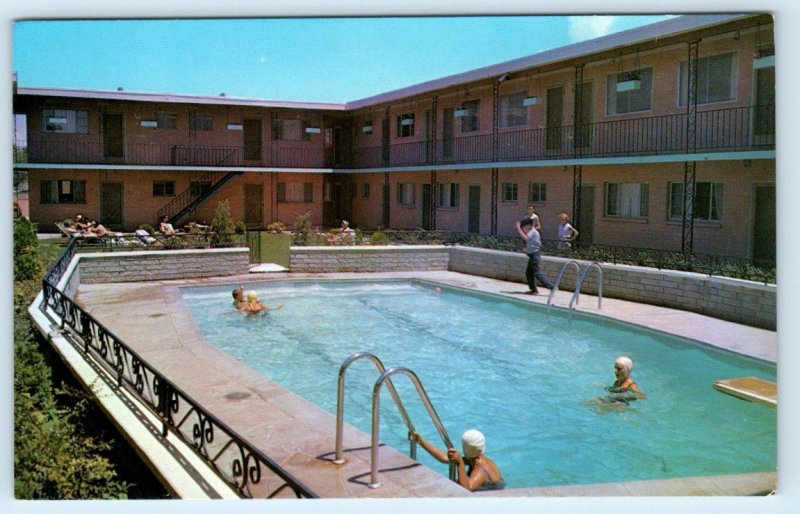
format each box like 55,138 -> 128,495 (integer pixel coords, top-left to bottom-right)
333,352 -> 417,465
369,367 -> 455,489
547,259 -> 581,314
569,261 -> 603,314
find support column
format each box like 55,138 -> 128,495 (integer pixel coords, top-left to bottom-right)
572,65 -> 585,234
430,170 -> 437,230
682,40 -> 700,253
492,82 -> 500,163
491,167 -> 498,235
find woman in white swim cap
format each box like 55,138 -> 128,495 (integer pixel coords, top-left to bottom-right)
609,356 -> 643,395
409,429 -> 503,491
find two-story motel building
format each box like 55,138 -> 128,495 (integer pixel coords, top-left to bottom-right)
12,14 -> 776,263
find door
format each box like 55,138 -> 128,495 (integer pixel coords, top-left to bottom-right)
578,184 -> 595,243
100,182 -> 124,228
243,119 -> 262,161
243,183 -> 264,228
546,87 -> 564,150
753,66 -> 775,146
468,185 -> 481,233
102,113 -> 124,159
752,185 -> 776,264
421,184 -> 432,229
442,107 -> 454,159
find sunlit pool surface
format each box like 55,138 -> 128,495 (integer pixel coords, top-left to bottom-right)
181,280 -> 776,489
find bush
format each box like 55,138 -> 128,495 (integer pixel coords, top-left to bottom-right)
292,211 -> 312,245
138,223 -> 155,235
234,220 -> 247,234
265,220 -> 286,234
14,218 -> 41,281
209,200 -> 236,247
369,231 -> 390,245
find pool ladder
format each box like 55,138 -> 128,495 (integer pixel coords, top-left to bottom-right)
333,352 -> 456,489
547,260 -> 603,317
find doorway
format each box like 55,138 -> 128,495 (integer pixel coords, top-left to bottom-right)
546,87 -> 564,150
752,184 -> 776,264
100,182 -> 124,229
421,184 -> 432,230
243,183 -> 264,228
468,185 -> 481,233
243,119 -> 262,161
578,184 -> 595,243
102,113 -> 124,159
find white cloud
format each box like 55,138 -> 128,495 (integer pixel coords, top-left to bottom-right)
568,16 -> 617,43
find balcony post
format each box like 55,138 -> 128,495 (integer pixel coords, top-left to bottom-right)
682,40 -> 700,253
572,65 -> 585,239
490,167 -> 498,235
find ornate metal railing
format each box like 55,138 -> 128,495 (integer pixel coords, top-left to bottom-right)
16,105 -> 773,170
39,239 -> 317,499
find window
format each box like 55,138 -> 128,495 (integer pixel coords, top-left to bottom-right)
502,182 -> 518,203
437,183 -> 460,208
604,182 -> 649,218
499,92 -> 528,128
528,182 -> 547,203
362,183 -> 370,199
155,112 -> 177,130
323,182 -> 333,202
679,53 -> 735,106
273,119 -> 311,141
397,114 -> 415,137
361,121 -> 373,135
668,182 -> 723,222
460,100 -> 480,132
42,109 -> 88,133
397,183 -> 416,206
190,181 -> 211,197
191,114 -> 213,131
40,179 -> 86,204
277,182 -> 314,203
606,68 -> 653,115
153,181 -> 175,197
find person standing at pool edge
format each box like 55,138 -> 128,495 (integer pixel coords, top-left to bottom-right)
516,217 -> 554,295
557,212 -> 579,250
514,204 -> 541,233
410,429 -> 504,491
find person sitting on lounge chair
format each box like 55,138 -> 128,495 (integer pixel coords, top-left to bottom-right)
159,216 -> 179,236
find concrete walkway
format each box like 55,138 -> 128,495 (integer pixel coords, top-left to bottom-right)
74,270 -> 777,497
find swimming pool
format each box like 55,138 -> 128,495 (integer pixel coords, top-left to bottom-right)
181,279 -> 776,489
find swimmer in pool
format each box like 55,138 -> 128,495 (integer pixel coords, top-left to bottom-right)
608,356 -> 644,397
232,285 -> 245,309
237,291 -> 284,314
410,429 -> 504,491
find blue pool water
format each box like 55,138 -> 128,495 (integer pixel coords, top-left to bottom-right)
181,280 -> 776,489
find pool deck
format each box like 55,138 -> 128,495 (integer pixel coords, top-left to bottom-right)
74,270 -> 777,497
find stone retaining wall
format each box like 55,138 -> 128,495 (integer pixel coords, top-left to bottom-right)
449,246 -> 776,330
290,245 -> 450,273
76,248 -> 250,284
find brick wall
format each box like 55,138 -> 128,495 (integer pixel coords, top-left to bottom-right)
449,246 -> 776,330
75,248 -> 250,284
290,245 -> 450,273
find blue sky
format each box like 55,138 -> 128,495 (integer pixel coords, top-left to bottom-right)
13,15 -> 674,103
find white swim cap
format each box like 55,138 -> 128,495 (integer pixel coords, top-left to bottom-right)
461,429 -> 485,459
615,356 -> 633,374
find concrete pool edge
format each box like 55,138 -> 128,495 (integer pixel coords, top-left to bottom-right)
70,270 -> 777,497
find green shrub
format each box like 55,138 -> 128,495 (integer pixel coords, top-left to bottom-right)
14,218 -> 41,281
292,211 -> 312,245
369,231 -> 390,245
138,223 -> 155,235
265,220 -> 286,233
210,200 -> 236,247
234,220 -> 247,234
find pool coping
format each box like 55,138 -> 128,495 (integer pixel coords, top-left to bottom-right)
72,270 -> 777,497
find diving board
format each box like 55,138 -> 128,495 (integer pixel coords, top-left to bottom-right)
713,377 -> 777,408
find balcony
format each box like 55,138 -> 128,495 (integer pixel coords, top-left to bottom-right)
351,104 -> 775,168
15,105 -> 773,170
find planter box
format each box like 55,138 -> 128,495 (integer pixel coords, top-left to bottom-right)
253,232 -> 292,267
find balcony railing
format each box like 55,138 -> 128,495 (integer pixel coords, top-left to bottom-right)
16,105 -> 773,169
